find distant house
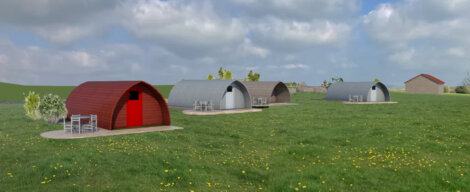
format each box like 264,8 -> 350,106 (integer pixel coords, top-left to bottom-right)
298,82 -> 327,93
405,74 -> 445,95
325,82 -> 391,102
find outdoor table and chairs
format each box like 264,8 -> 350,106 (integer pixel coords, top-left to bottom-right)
253,97 -> 268,106
63,114 -> 98,134
193,100 -> 214,111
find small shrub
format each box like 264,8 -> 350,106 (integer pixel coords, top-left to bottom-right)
38,94 -> 68,123
455,86 -> 469,94
444,86 -> 449,93
24,91 -> 41,120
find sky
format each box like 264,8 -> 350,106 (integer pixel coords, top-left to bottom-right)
0,0 -> 469,87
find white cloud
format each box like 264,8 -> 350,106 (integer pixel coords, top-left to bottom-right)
389,49 -> 415,64
362,0 -> 470,73
283,63 -> 310,69
0,0 -> 119,45
447,47 -> 465,57
169,64 -> 189,74
232,0 -> 360,20
240,38 -> 270,58
120,0 -> 247,58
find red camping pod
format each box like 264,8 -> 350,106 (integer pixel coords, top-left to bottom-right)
65,81 -> 170,130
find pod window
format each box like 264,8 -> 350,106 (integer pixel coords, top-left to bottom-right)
227,86 -> 233,92
129,91 -> 139,100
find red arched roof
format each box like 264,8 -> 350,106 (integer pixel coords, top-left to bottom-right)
66,81 -> 170,129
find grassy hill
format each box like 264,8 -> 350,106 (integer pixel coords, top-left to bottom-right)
0,82 -> 174,101
1,92 -> 469,191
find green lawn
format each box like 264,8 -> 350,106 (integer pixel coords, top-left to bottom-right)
0,92 -> 469,191
0,82 -> 174,101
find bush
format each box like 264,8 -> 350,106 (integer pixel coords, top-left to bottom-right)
455,86 -> 469,94
444,86 -> 449,93
38,94 -> 67,123
24,91 -> 41,120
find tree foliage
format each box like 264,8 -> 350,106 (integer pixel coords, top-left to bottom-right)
24,91 -> 41,120
463,71 -> 470,86
218,67 -> 224,80
38,94 -> 67,123
444,86 -> 449,93
373,78 -> 380,82
324,77 -> 344,89
284,82 -> 298,87
245,70 -> 260,81
206,74 -> 214,80
455,86 -> 469,94
223,70 -> 233,80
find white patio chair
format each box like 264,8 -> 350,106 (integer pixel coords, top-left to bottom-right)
71,115 -> 81,133
63,116 -> 73,133
82,115 -> 97,133
193,100 -> 201,111
208,100 -> 214,111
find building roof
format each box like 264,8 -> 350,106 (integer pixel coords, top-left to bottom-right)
242,81 -> 290,103
325,81 -> 390,101
66,81 -> 170,129
405,74 -> 445,84
168,80 -> 251,109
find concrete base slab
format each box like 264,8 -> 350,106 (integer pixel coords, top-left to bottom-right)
253,103 -> 298,108
182,108 -> 262,115
342,101 -> 398,104
41,126 -> 183,139
269,103 -> 298,106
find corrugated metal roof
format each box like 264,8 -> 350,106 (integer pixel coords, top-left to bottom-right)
168,80 -> 251,109
325,82 -> 390,102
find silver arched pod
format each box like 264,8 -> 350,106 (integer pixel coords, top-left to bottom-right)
168,80 -> 252,110
325,82 -> 390,102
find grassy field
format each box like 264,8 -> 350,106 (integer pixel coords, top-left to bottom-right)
0,92 -> 469,191
0,82 -> 174,101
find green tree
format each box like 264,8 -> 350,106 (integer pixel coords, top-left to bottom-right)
223,70 -> 233,80
24,91 -> 41,120
254,74 -> 260,81
206,74 -> 214,80
444,86 -> 449,93
321,80 -> 328,88
218,67 -> 224,79
248,70 -> 253,80
324,77 -> 344,89
38,94 -> 68,123
463,71 -> 470,86
373,78 -> 380,82
455,86 -> 469,94
246,70 -> 260,81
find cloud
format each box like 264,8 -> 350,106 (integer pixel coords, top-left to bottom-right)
232,0 -> 360,20
120,0 -> 247,58
0,0 -> 119,45
239,38 -> 270,58
362,0 -> 470,73
283,63 -> 310,69
251,18 -> 351,52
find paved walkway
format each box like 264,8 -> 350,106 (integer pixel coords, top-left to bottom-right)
342,101 -> 398,104
41,126 -> 183,139
269,102 -> 298,106
182,108 -> 262,115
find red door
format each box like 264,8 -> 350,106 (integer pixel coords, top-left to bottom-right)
126,88 -> 143,127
